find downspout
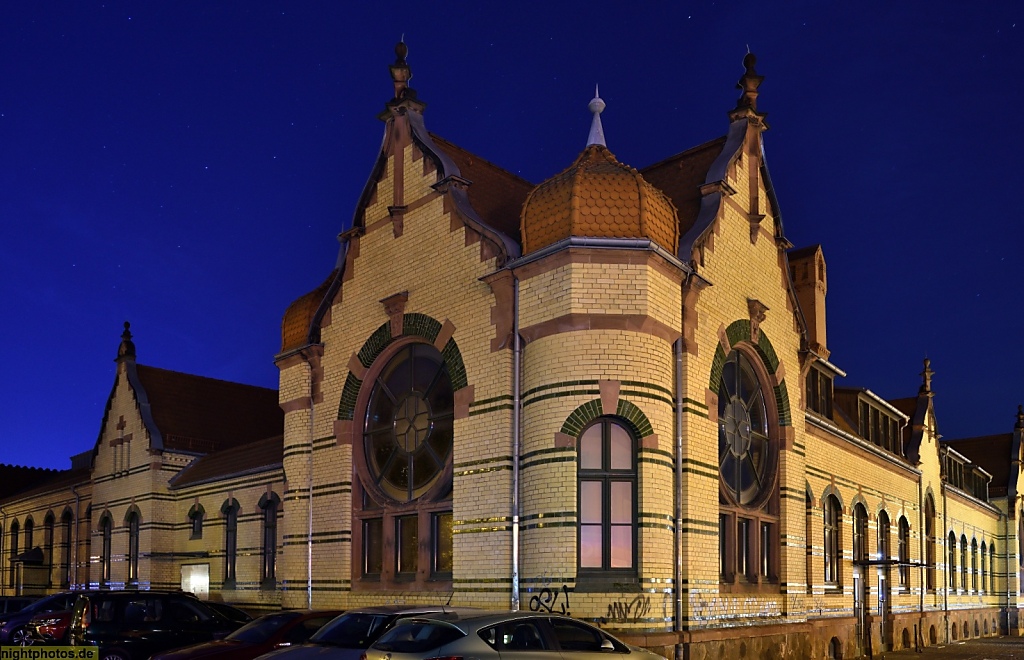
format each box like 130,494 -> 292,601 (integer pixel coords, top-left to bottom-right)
1,505 -> 6,596
511,274 -> 522,611
673,338 -> 684,645
917,473 -> 925,626
303,348 -> 316,610
71,485 -> 81,589
941,450 -> 949,637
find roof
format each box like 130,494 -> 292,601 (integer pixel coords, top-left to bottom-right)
641,136 -> 726,238
0,464 -> 63,501
943,434 -> 1013,497
169,434 -> 283,488
135,365 -> 283,454
0,466 -> 91,504
520,144 -> 679,254
430,134 -> 533,246
280,271 -> 337,353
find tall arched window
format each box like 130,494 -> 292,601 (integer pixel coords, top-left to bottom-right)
222,500 -> 239,585
897,516 -> 910,590
355,341 -> 455,588
824,495 -> 842,586
805,493 -> 814,593
43,514 -> 55,587
718,349 -> 779,585
948,531 -> 957,590
126,510 -> 140,583
960,534 -> 968,590
990,543 -> 996,593
23,518 -> 34,552
60,510 -> 73,588
981,541 -> 987,593
579,417 -> 637,577
99,515 -> 112,584
971,539 -> 978,592
852,504 -> 868,564
8,520 -> 19,588
925,495 -> 936,591
259,494 -> 279,586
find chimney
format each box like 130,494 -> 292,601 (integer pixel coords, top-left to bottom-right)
789,245 -> 828,358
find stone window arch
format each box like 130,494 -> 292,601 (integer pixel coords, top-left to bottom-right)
898,516 -> 911,590
258,492 -> 280,587
924,494 -> 936,591
124,506 -> 141,583
188,503 -> 205,540
824,494 -> 842,586
98,512 -> 113,585
221,499 -> 239,585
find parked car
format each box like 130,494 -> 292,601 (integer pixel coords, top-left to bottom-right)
257,605 -> 479,660
205,602 -> 254,626
150,610 -> 342,660
0,597 -> 37,616
69,590 -> 244,660
0,592 -> 78,646
364,611 -> 667,660
29,609 -> 72,644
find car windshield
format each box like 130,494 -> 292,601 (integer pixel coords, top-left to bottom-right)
373,621 -> 465,653
22,595 -> 66,615
309,612 -> 396,648
228,612 -> 302,643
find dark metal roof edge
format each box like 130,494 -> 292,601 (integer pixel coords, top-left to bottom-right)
169,462 -> 284,490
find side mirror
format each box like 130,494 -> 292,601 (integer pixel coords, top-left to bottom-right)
601,640 -> 615,651
275,643 -> 293,648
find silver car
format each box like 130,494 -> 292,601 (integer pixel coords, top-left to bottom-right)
363,611 -> 667,660
257,606 -> 481,660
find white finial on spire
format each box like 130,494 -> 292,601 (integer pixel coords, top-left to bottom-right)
586,84 -> 606,147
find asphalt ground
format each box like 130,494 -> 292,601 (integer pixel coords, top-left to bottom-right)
878,637 -> 1024,659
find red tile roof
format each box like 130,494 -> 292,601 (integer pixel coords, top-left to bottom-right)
135,365 -> 283,454
641,136 -> 727,238
0,467 -> 91,504
169,434 -> 283,488
280,271 -> 336,353
943,434 -> 1013,497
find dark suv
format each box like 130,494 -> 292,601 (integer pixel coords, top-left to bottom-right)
69,591 -> 243,660
0,592 -> 78,645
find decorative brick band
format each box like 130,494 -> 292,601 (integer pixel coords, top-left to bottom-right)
559,398 -> 654,439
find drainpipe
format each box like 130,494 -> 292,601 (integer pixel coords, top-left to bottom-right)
71,485 -> 81,589
511,274 -> 522,611
673,338 -> 684,644
1,505 -> 7,597
941,450 -> 949,639
917,475 -> 924,619
302,348 -> 316,610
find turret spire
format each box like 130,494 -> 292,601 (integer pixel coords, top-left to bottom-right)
586,85 -> 606,147
117,321 -> 135,361
389,37 -> 416,101
919,358 -> 934,396
1016,404 -> 1023,430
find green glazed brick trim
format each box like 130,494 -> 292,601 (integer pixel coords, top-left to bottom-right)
470,394 -> 514,407
709,345 -> 726,393
468,403 -> 512,417
403,313 -> 442,342
682,397 -> 708,410
621,380 -> 674,398
441,338 -> 468,390
524,389 -> 600,408
619,389 -> 673,408
725,319 -> 751,349
560,399 -> 605,436
639,521 -> 675,531
455,465 -> 511,477
455,455 -> 513,469
615,400 -> 654,437
774,380 -> 792,426
521,446 -> 574,462
523,520 -> 578,530
338,372 -> 362,421
357,322 -> 392,367
521,511 -> 575,522
453,577 -> 513,584
523,380 -> 600,398
682,406 -> 709,418
522,456 -> 577,470
638,447 -> 673,461
756,330 -> 781,374
637,456 -> 674,470
681,457 -> 718,472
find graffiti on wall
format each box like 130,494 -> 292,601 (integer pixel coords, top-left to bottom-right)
604,594 -> 651,623
528,583 -> 572,616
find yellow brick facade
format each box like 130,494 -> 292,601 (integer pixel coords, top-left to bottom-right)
3,48 -> 1022,660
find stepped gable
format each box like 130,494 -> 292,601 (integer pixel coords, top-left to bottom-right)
943,434 -> 1013,497
429,134 -> 533,246
169,434 -> 283,489
641,136 -> 727,238
0,464 -> 61,500
135,365 -> 283,455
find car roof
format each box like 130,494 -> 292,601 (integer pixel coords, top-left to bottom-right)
341,605 -> 473,615
392,611 -> 583,630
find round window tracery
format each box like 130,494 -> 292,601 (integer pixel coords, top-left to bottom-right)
718,350 -> 772,506
363,343 -> 454,503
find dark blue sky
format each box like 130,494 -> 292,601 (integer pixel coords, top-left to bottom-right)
2,2 -> 1021,470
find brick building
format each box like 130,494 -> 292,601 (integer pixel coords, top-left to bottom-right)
2,44 -> 1022,659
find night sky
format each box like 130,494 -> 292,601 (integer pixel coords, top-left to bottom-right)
2,2 -> 1021,470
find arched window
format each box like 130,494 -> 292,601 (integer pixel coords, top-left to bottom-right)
99,514 -> 112,584
23,518 -> 34,551
43,513 -> 55,586
824,495 -> 842,586
60,510 -> 73,588
981,541 -> 987,593
259,494 -> 280,586
971,539 -> 978,592
852,504 -> 868,563
925,495 -> 936,591
990,543 -> 996,593
355,341 -> 455,588
948,531 -> 957,590
960,535 -> 968,590
8,520 -> 19,588
718,349 -> 779,584
898,516 -> 910,590
126,510 -> 140,582
188,504 -> 205,540
579,417 -> 637,577
805,493 -> 814,593
222,500 -> 239,585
